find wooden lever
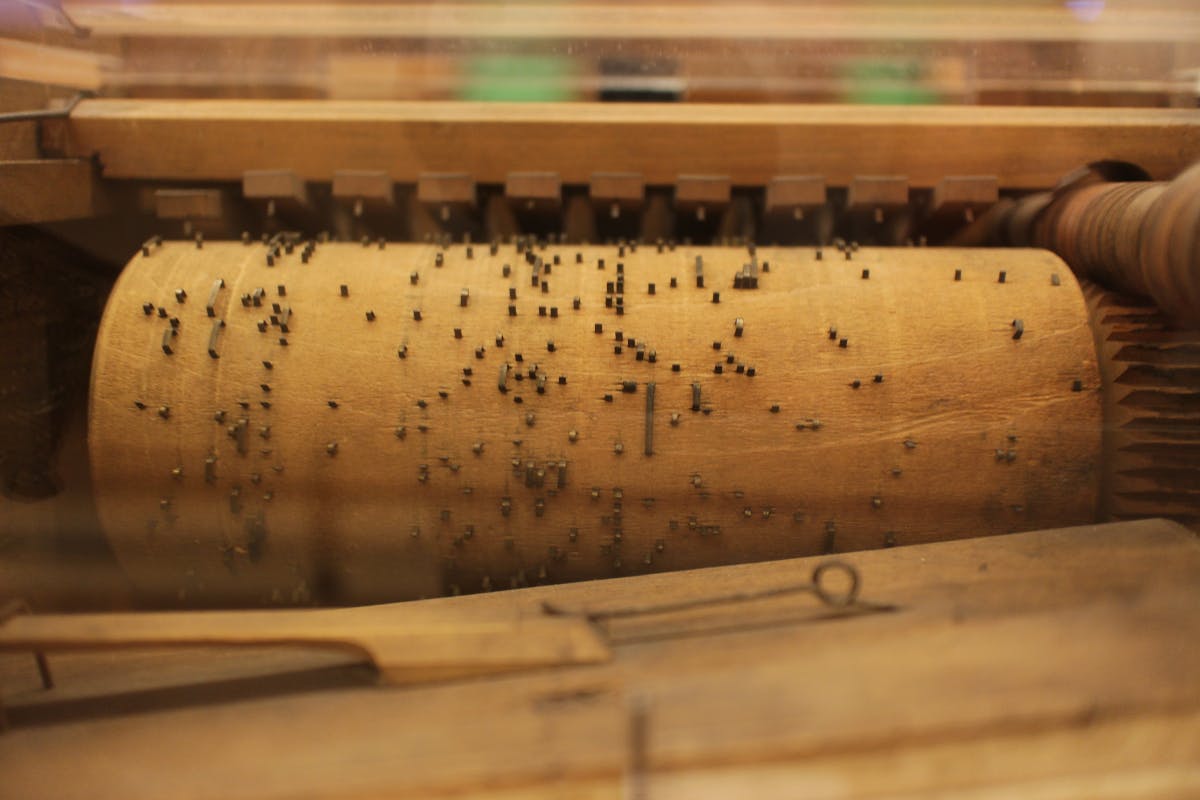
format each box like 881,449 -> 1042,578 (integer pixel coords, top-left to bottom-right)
0,604 -> 610,686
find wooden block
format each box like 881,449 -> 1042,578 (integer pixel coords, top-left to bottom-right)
505,171 -> 562,202
932,175 -> 1000,214
0,37 -> 113,92
153,189 -> 224,220
417,172 -> 475,206
765,175 -> 826,211
58,2 -> 1200,45
589,172 -> 645,203
675,174 -> 731,206
332,170 -> 394,204
0,159 -> 106,225
241,169 -> 307,205
847,175 -> 909,210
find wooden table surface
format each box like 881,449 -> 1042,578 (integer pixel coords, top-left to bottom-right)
2,517 -> 1198,798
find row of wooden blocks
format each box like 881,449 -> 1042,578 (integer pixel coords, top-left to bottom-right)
155,169 -> 1000,223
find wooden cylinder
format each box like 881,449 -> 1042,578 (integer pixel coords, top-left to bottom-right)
995,163 -> 1200,327
89,242 -> 1101,605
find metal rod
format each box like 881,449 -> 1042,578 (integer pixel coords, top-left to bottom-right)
0,91 -> 88,125
644,382 -> 655,456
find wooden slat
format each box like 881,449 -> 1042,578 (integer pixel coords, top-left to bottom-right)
60,3 -> 1200,44
56,100 -> 1200,188
0,37 -> 113,91
0,159 -> 106,225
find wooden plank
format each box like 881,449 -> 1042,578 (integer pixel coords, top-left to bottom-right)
650,711 -> 1200,799
60,3 -> 1200,44
1,519 -> 1197,799
58,100 -> 1200,188
0,37 -> 112,91
0,159 -> 106,225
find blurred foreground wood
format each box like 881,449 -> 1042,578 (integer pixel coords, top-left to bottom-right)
1,517 -> 1198,798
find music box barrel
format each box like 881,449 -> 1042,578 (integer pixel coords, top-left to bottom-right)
89,242 -> 1101,605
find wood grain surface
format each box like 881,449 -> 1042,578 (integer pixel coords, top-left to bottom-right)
0,159 -> 108,225
57,100 -> 1200,187
1,518 -> 1198,799
88,242 -> 1101,604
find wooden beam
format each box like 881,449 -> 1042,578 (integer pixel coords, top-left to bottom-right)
0,37 -> 113,91
765,175 -> 826,211
58,100 -> 1200,188
60,3 -> 1200,44
0,159 -> 106,225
